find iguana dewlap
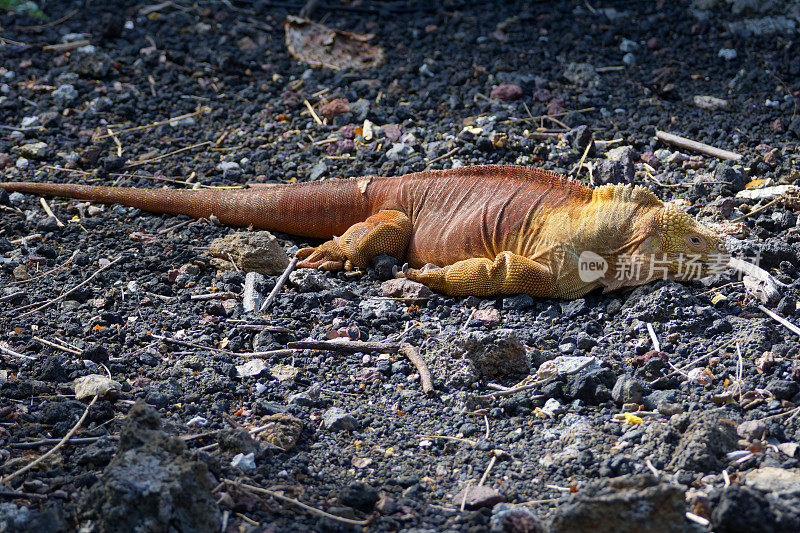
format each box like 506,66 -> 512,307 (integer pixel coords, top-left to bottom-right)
1,165 -> 726,299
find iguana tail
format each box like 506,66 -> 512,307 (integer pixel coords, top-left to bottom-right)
0,180 -> 377,239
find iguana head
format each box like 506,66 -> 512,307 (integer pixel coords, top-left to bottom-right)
642,202 -> 728,279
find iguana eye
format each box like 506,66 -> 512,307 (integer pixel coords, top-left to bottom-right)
686,234 -> 705,249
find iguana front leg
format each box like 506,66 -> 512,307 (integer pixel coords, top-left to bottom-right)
296,210 -> 412,271
404,251 -> 554,297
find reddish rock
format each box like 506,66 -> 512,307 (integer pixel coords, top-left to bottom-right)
640,151 -> 659,169
532,88 -> 553,103
547,98 -> 566,115
451,485 -> 506,510
338,124 -> 358,139
326,139 -> 354,155
770,118 -> 784,132
647,37 -> 660,49
381,278 -> 433,300
763,149 -> 779,167
282,90 -> 302,109
319,98 -> 350,121
237,36 -> 257,51
381,124 -> 401,142
473,308 -> 501,327
490,83 -> 523,101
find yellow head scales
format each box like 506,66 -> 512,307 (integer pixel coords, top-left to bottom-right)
656,202 -> 728,278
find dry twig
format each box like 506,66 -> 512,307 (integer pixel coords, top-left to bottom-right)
95,108 -> 208,139
758,305 -> 800,337
16,256 -> 121,319
303,100 -> 323,125
125,142 -> 212,168
287,339 -> 434,394
656,130 -> 742,161
260,257 -> 298,312
224,479 -> 369,526
0,344 -> 36,361
39,197 -> 64,227
2,396 -> 97,484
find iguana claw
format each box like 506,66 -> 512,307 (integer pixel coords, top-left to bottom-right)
391,263 -> 409,278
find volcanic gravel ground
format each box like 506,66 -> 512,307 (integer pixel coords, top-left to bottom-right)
1,1 -> 800,531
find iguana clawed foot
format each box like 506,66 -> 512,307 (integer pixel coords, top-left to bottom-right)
297,210 -> 414,274
296,240 -> 352,271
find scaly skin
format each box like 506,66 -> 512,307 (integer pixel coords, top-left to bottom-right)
0,165 -> 727,298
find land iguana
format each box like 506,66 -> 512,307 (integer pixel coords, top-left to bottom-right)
1,165 -> 727,299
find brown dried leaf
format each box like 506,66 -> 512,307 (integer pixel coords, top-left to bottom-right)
283,15 -> 383,70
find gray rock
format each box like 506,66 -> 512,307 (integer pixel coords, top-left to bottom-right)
612,375 -> 648,404
503,294 -> 535,311
36,216 -> 61,233
619,39 -> 638,52
726,16 -> 796,37
386,143 -> 414,161
216,161 -> 242,179
360,298 -> 397,318
563,62 -> 599,88
576,332 -> 598,351
548,475 -> 690,533
737,420 -> 766,441
322,407 -> 358,431
72,48 -> 113,78
766,379 -> 799,400
288,385 -> 320,407
79,403 -> 220,532
20,116 -> 38,128
657,403 -> 684,416
713,161 -> 746,191
667,411 -> 738,471
372,253 -> 398,280
541,398 -> 565,417
350,99 -> 370,122
710,485 -> 796,533
230,452 -> 256,471
17,141 -> 48,159
242,271 -> 266,312
52,84 -> 78,104
551,355 -> 601,375
208,231 -> 289,275
491,503 -> 546,533
560,299 -> 586,317
339,481 -> 379,511
621,282 -> 696,322
0,502 -> 65,533
290,269 -> 332,292
308,159 -> 328,180
235,359 -> 269,378
746,467 -> 800,496
73,374 -> 122,400
594,157 -> 634,185
218,428 -> 260,457
424,329 -> 529,387
558,342 -> 576,354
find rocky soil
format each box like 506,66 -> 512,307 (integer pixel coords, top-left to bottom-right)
1,0 -> 800,531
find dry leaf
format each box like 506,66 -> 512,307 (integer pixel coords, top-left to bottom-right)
283,15 -> 383,70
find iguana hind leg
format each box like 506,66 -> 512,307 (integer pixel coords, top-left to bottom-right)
404,251 -> 554,297
297,210 -> 412,271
